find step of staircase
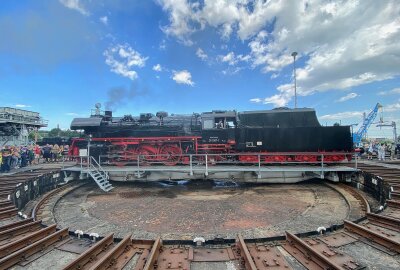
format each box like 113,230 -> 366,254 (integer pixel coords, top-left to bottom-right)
87,161 -> 113,192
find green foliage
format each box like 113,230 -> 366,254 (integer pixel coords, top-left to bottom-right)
42,128 -> 80,138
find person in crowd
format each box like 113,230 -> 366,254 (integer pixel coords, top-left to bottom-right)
20,147 -> 28,167
11,147 -> 20,169
367,142 -> 374,160
34,145 -> 41,164
378,143 -> 386,161
52,144 -> 60,162
59,145 -> 64,161
63,145 -> 69,160
389,142 -> 397,160
28,146 -> 35,165
1,147 -> 11,172
42,144 -> 52,163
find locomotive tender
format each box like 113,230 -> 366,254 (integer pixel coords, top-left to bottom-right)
70,107 -> 353,165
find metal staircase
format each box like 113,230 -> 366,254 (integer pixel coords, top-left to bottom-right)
87,156 -> 113,192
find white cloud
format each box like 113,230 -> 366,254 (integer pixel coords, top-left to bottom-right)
103,44 -> 147,80
220,52 -> 236,65
336,92 -> 359,102
153,64 -> 163,72
250,98 -> 262,103
158,1 -> 400,107
196,48 -> 208,61
378,87 -> 400,96
15,104 -> 31,108
159,39 -> 167,50
158,0 -> 196,45
219,52 -> 251,66
100,16 -> 108,25
59,0 -> 88,16
384,101 -> 400,112
172,70 -> 194,86
319,111 -> 364,120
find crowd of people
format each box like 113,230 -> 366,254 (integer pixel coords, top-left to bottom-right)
366,141 -> 398,161
0,144 -> 69,173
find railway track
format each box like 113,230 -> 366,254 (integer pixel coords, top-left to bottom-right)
0,162 -> 399,269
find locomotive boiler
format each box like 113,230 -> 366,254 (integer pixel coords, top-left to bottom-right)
69,107 -> 353,165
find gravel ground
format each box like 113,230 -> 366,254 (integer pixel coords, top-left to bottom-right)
53,180 -> 358,240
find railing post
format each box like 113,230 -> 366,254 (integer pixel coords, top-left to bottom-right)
137,155 -> 140,177
355,153 -> 358,169
258,154 -> 261,179
189,154 -> 193,176
321,154 -> 324,179
205,154 -> 208,176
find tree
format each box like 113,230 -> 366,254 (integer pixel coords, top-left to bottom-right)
48,128 -> 62,137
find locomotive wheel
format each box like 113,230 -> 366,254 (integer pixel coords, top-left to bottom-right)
294,155 -> 318,162
136,145 -> 158,165
159,144 -> 182,166
113,161 -> 128,167
264,155 -> 287,163
324,155 -> 345,162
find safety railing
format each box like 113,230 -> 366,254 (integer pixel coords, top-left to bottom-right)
88,152 -> 355,177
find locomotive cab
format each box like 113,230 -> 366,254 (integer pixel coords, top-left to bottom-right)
200,111 -> 237,144
201,110 -> 237,129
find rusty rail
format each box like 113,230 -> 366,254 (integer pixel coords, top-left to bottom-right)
0,228 -> 69,269
387,200 -> 400,209
63,234 -> 114,270
344,220 -> 400,253
0,208 -> 18,219
0,218 -> 34,232
0,220 -> 42,241
392,191 -> 400,200
236,234 -> 257,270
285,232 -> 354,270
90,234 -> 134,270
143,237 -> 162,270
0,201 -> 13,208
0,205 -> 17,212
0,224 -> 57,258
367,213 -> 400,231
32,183 -> 71,220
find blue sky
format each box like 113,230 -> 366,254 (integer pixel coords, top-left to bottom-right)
0,0 -> 399,139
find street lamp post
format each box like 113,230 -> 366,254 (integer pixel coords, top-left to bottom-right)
291,52 -> 298,109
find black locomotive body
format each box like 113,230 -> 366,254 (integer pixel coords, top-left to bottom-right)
70,108 -> 353,164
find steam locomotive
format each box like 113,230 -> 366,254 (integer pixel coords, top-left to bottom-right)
69,107 -> 353,165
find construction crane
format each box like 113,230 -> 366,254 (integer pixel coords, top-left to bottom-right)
352,103 -> 382,146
